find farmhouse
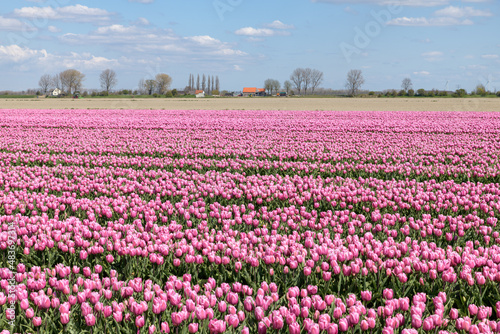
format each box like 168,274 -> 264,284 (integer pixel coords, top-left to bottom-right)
51,88 -> 62,97
242,87 -> 266,97
195,90 -> 205,98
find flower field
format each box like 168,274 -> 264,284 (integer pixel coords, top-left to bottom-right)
1,108 -> 500,334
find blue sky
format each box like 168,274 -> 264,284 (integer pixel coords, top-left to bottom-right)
0,0 -> 499,93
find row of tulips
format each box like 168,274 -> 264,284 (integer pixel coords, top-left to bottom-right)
1,265 -> 500,334
1,149 -> 499,184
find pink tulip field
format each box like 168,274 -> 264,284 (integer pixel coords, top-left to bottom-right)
1,108 -> 500,334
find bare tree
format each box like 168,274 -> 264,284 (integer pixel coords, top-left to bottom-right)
202,74 -> 206,92
196,74 -> 200,91
207,75 -> 211,95
138,79 -> 145,94
345,69 -> 365,97
52,74 -> 61,90
290,68 -> 304,95
310,69 -> 324,95
401,78 -> 413,93
155,73 -> 172,94
302,68 -> 312,95
264,79 -> 273,95
211,76 -> 215,94
38,74 -> 52,95
141,79 -> 156,95
215,76 -> 220,92
100,69 -> 117,93
59,69 -> 85,95
272,80 -> 280,95
283,80 -> 292,95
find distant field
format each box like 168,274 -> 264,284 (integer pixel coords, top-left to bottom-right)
0,95 -> 36,99
0,97 -> 499,111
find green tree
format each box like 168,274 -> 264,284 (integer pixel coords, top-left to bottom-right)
475,84 -> 487,97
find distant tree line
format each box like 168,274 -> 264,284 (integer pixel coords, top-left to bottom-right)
185,74 -> 220,95
35,68 -> 500,98
38,69 -> 120,96
138,73 -> 173,96
374,78 -> 497,98
38,69 -> 180,97
38,69 -> 86,96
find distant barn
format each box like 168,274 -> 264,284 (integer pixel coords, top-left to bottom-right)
242,87 -> 266,97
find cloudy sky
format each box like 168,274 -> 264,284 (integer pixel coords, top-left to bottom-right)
0,0 -> 498,92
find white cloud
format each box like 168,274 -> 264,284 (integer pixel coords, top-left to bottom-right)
136,17 -> 150,25
422,51 -> 444,62
264,20 -> 294,29
235,20 -> 293,37
388,4 -> 491,27
481,54 -> 499,59
60,25 -> 247,61
434,6 -> 492,18
0,16 -> 36,32
459,64 -> 487,70
413,71 -> 430,76
0,44 -> 123,73
312,0 -> 489,5
48,25 -> 60,33
13,5 -> 114,24
129,0 -> 154,3
235,27 -> 276,37
55,53 -> 121,70
344,6 -> 359,15
0,45 -> 47,63
313,0 -> 448,6
387,17 -> 473,26
422,51 -> 443,57
233,65 -> 243,71
96,25 -> 139,35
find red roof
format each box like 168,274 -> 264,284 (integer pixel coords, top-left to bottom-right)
195,90 -> 204,94
243,87 -> 265,93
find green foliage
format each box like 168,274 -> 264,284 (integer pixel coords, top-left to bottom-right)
165,91 -> 173,98
368,91 -> 375,96
408,89 -> 415,97
475,84 -> 487,97
417,89 -> 426,97
398,90 -> 406,96
0,94 -> 36,98
171,89 -> 178,97
453,89 -> 467,97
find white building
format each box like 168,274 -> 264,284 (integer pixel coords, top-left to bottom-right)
51,88 -> 62,97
